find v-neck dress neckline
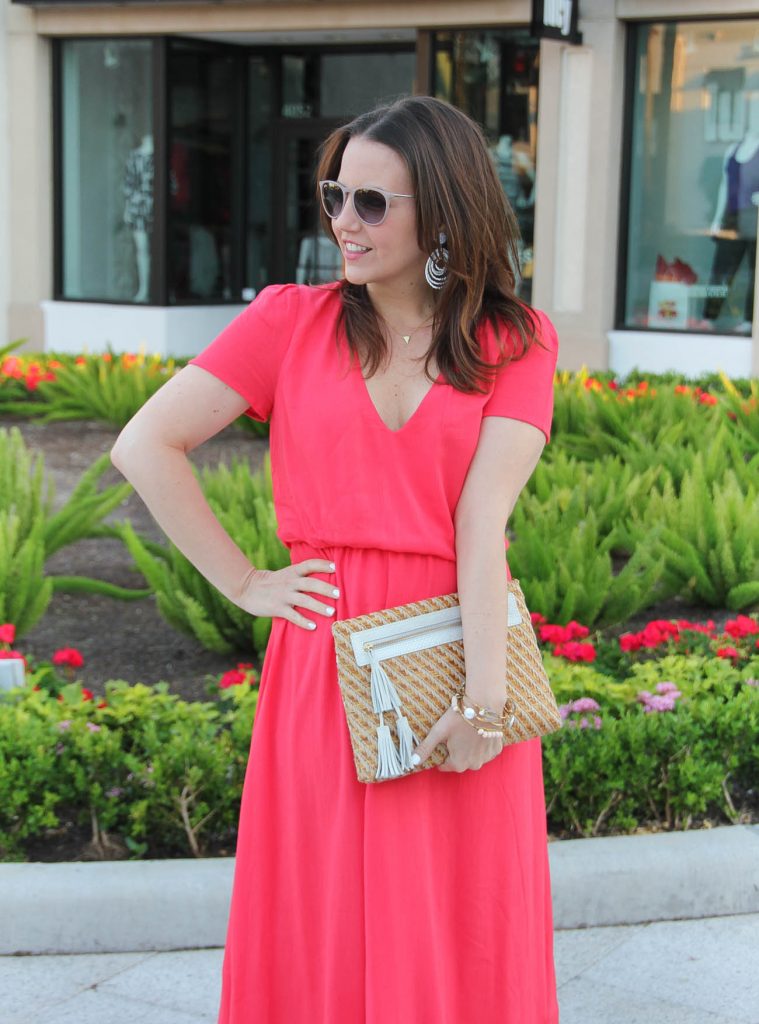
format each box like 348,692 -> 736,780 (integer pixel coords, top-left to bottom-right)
357,365 -> 446,434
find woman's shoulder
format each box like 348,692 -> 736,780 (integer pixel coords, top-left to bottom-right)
252,280 -> 343,322
482,304 -> 558,359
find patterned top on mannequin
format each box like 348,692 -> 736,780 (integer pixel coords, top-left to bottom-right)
123,135 -> 154,232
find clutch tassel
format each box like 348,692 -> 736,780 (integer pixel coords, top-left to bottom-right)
369,655 -> 402,713
375,712 -> 405,780
396,714 -> 418,770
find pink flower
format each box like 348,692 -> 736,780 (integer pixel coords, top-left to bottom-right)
637,689 -> 678,713
0,623 -> 15,644
52,647 -> 84,669
568,696 -> 600,713
57,720 -> 72,731
86,722 -> 101,732
593,716 -> 602,729
655,681 -> 682,698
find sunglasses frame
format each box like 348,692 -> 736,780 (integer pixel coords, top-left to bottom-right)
318,179 -> 415,226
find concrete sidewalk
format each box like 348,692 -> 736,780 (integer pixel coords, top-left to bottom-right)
2,826 -> 758,1023
2,914 -> 758,1023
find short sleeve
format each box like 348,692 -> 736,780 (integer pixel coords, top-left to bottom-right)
481,309 -> 559,444
187,284 -> 300,422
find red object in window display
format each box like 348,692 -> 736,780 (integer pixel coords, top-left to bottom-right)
654,254 -> 698,285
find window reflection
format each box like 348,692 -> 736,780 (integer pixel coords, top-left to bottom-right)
167,42 -> 237,303
434,30 -> 539,303
625,20 -> 759,334
61,39 -> 153,302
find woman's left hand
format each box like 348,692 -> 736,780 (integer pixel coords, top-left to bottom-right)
411,707 -> 505,772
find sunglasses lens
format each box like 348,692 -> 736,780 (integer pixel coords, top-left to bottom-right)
321,182 -> 344,218
354,189 -> 387,225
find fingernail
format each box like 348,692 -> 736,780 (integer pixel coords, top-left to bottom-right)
332,588 -> 340,597
308,622 -> 317,630
329,562 -> 336,571
326,607 -> 335,616
411,754 -> 421,766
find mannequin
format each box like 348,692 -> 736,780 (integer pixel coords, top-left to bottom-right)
123,134 -> 154,303
705,128 -> 759,333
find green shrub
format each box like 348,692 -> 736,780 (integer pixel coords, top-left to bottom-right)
542,683 -> 759,836
0,680 -> 258,861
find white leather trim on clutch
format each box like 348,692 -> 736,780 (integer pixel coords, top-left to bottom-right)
349,592 -> 523,668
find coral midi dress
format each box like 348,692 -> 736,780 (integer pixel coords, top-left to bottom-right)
188,280 -> 560,1024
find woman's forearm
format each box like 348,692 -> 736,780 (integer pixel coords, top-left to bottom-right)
110,439 -> 257,606
455,521 -> 511,710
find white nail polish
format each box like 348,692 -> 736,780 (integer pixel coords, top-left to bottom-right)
332,589 -> 340,597
411,754 -> 421,766
326,607 -> 335,616
308,622 -> 317,630
329,562 -> 336,571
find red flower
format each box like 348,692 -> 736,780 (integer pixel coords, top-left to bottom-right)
219,669 -> 247,689
81,688 -> 94,702
716,646 -> 740,661
723,615 -> 759,640
32,684 -> 41,692
551,640 -> 596,663
52,647 -> 84,669
619,632 -> 643,652
96,700 -> 108,709
1,356 -> 23,378
0,649 -> 25,665
0,623 -> 15,644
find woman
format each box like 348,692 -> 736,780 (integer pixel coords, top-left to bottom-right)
111,95 -> 560,1023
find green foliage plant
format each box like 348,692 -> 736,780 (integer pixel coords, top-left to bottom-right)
633,455 -> 759,610
0,428 -> 148,638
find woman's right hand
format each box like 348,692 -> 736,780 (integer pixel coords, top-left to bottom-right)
235,559 -> 339,631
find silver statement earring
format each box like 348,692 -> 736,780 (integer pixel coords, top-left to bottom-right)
424,231 -> 449,290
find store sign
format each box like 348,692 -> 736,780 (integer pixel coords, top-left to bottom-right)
531,0 -> 583,45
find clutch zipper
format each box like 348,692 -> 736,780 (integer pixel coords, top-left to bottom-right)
363,616 -> 459,653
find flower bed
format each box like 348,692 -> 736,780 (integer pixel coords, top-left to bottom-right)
1,606 -> 756,863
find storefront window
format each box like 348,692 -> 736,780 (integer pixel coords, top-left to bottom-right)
624,20 -> 759,334
167,41 -> 238,303
433,30 -> 539,303
60,40 -> 153,302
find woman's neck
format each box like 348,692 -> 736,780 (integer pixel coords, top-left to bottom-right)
366,281 -> 436,328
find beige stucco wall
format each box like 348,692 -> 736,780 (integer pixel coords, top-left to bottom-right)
0,0 -> 9,350
6,0 -> 50,352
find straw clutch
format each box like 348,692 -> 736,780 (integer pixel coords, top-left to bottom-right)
331,578 -> 561,784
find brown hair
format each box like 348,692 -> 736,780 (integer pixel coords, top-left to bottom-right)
314,95 -> 547,393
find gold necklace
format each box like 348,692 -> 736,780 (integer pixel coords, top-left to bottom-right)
381,311 -> 434,346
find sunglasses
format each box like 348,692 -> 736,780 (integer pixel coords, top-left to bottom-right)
318,179 -> 415,226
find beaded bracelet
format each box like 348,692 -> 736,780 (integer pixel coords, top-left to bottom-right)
452,682 -> 517,731
450,691 -> 513,739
